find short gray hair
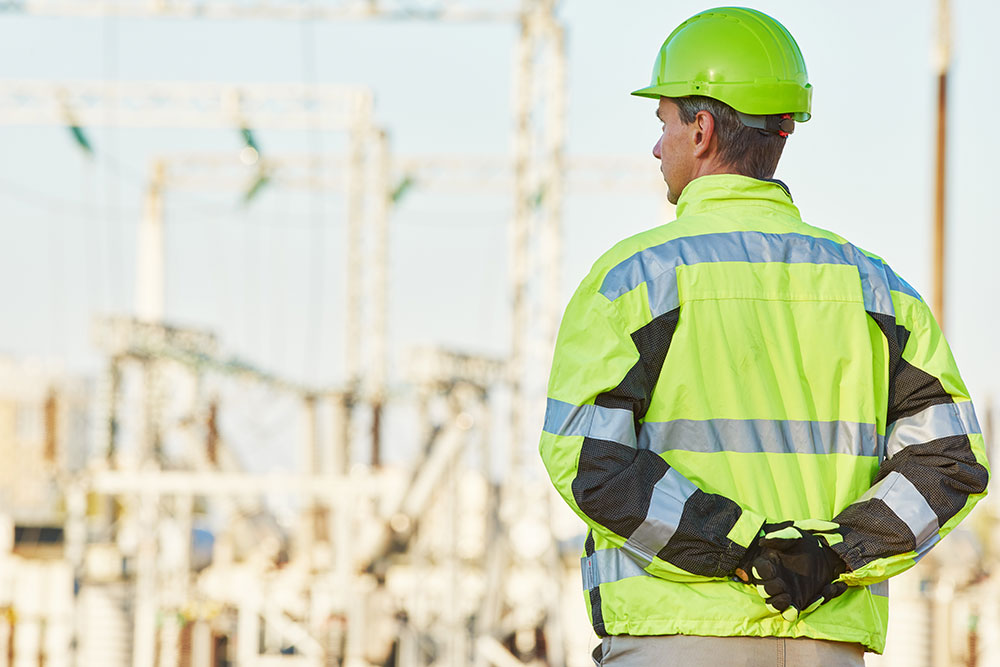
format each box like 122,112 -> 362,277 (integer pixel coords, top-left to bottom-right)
673,96 -> 786,180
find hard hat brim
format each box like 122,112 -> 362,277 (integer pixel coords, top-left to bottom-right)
630,82 -> 812,123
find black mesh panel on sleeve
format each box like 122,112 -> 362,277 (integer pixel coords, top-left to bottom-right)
657,489 -> 746,578
877,435 -> 988,524
841,314 -> 986,571
867,311 -> 907,417
832,499 -> 916,571
573,438 -> 669,537
868,310 -> 954,423
867,312 -> 907,372
594,308 -> 680,419
572,308 -> 680,537
890,360 -> 954,422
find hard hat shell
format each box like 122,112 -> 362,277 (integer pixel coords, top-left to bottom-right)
632,7 -> 812,121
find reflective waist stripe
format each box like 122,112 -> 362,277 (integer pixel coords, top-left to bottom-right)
639,418 -> 881,458
869,580 -> 889,597
582,548 -> 651,591
581,546 -> 889,598
548,399 -> 884,458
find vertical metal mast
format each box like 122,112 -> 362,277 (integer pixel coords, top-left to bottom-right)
932,0 -> 950,331
509,5 -> 533,479
346,123 -> 366,395
540,8 -> 565,355
369,129 -> 390,468
510,0 -> 564,478
929,10 -> 955,667
136,159 -> 166,322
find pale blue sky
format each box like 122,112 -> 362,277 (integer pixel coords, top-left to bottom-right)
0,1 -> 997,427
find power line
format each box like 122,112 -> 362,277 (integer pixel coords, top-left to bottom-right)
0,176 -> 139,220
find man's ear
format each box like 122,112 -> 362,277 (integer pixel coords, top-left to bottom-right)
692,109 -> 716,159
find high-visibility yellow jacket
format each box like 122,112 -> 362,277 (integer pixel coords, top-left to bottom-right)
539,174 -> 988,653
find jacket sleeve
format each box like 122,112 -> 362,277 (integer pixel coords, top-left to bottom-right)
831,284 -> 989,585
539,270 -> 766,582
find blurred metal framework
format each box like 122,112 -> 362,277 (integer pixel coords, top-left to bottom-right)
0,1 -> 668,665
76,314 -> 502,667
0,0 -> 523,19
0,80 -> 380,393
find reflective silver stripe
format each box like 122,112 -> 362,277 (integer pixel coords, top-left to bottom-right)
868,581 -> 889,598
591,406 -> 638,448
543,399 -> 591,437
542,398 -> 637,448
598,231 -> 920,318
582,548 -> 891,598
857,471 -> 939,547
913,532 -> 942,564
639,418 -> 879,457
581,551 -> 595,590
581,548 -> 651,591
886,401 -> 982,459
622,468 -> 698,566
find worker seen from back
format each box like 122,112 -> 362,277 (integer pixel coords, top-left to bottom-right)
538,6 -> 989,666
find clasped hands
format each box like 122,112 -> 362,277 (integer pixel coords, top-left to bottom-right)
734,520 -> 849,622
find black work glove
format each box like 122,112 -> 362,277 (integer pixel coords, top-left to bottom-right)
734,520 -> 788,583
747,520 -> 849,621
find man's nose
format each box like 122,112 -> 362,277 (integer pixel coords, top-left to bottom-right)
653,136 -> 662,159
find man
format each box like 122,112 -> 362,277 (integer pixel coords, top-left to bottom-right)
538,6 -> 989,666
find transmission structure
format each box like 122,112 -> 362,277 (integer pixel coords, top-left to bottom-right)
0,2 -> 671,665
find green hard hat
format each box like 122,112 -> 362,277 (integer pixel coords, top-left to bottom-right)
632,6 -> 812,122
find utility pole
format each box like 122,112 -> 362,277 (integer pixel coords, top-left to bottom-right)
932,0 -> 950,331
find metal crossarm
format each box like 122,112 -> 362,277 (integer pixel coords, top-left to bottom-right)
0,79 -> 372,129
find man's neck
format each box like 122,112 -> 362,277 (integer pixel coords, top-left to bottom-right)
690,158 -> 739,182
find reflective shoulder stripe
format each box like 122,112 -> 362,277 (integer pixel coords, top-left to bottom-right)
621,468 -> 698,566
581,548 -> 651,591
886,401 -> 981,459
598,231 -> 918,318
639,418 -> 879,457
885,269 -> 920,300
856,471 -> 939,547
543,398 -> 637,448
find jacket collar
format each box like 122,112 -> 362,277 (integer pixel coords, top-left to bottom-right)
674,174 -> 800,219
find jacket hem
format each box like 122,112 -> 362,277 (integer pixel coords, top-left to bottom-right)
598,617 -> 884,654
